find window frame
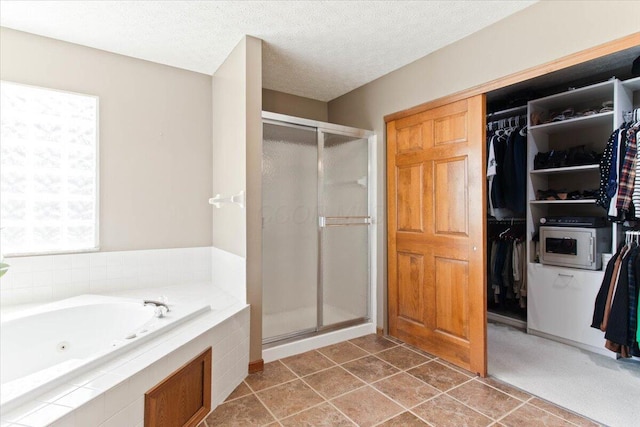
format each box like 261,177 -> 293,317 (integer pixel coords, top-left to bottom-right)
0,80 -> 101,257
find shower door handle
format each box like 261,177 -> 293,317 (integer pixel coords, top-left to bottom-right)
320,216 -> 372,227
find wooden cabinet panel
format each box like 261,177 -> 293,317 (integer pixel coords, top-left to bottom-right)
397,251 -> 425,325
434,112 -> 467,145
396,164 -> 423,232
434,257 -> 469,340
145,347 -> 212,427
397,124 -> 424,154
434,157 -> 468,235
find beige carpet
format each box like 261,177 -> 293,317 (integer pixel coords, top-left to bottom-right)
488,322 -> 640,427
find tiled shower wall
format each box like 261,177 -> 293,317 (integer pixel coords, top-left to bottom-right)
0,247 -> 213,306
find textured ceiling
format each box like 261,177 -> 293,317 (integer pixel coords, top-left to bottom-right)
0,1 -> 536,102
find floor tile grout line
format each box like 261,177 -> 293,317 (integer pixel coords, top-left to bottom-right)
449,380 -> 544,424
442,376 -> 476,394
253,374 -> 327,422
320,350 -> 372,366
324,399 -> 360,426
397,343 -> 438,360
430,358 -> 476,378
403,394 -> 451,427
443,391 -> 502,424
279,349 -> 338,375
277,358 -> 305,379
364,353 -> 404,375
220,380 -> 253,403
270,399 -> 329,424
275,369 -> 360,425
374,348 -> 434,371
473,377 -> 533,402
281,361 -> 338,379
250,383 -> 289,425
367,372 -> 444,410
331,383 -> 405,426
244,359 -> 303,393
402,367 -> 475,396
331,339 -> 377,357
322,382 -> 370,403
347,339 -> 400,355
484,375 -> 533,395
211,383 -> 279,426
368,409 -> 409,427
369,350 -> 422,372
309,347 -> 342,365
526,397 -> 600,427
331,363 -> 369,391
247,375 -> 301,393
491,399 -> 529,424
522,391 -> 603,426
367,381 -> 411,411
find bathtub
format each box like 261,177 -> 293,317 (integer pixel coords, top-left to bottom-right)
0,294 -> 210,412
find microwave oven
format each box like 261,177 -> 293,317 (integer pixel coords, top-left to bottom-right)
539,226 -> 611,270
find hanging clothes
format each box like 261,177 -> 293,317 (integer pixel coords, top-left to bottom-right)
615,125 -> 637,213
592,234 -> 640,358
487,224 -> 526,309
512,240 -> 527,308
486,117 -> 527,219
598,122 -> 639,222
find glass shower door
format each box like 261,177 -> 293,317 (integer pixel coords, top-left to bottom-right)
262,122 -> 318,342
319,131 -> 370,328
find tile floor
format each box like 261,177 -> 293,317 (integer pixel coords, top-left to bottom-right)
198,334 -> 600,427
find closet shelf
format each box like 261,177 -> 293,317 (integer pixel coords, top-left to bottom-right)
530,164 -> 600,175
622,76 -> 640,91
529,199 -> 597,205
528,80 -> 614,110
528,111 -> 614,134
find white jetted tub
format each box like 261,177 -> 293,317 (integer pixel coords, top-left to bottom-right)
0,294 -> 210,411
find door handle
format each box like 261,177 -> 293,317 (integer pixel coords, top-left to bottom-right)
321,216 -> 371,227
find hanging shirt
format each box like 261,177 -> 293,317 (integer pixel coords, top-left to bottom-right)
616,125 -> 638,213
597,130 -> 618,209
608,128 -> 626,218
487,135 -> 513,219
592,248 -> 621,329
630,127 -> 640,212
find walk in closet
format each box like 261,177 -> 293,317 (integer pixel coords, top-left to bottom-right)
387,39 -> 640,377
485,45 -> 640,361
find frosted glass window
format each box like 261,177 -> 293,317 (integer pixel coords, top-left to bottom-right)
1,81 -> 98,255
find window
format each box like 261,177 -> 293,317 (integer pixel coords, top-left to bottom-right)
0,81 -> 98,255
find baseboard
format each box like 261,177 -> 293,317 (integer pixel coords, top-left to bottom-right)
487,312 -> 527,330
248,359 -> 264,374
376,327 -> 383,336
262,323 -> 376,362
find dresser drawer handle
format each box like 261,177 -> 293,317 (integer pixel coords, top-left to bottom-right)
558,273 -> 574,278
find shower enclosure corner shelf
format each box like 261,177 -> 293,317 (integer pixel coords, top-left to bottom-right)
261,111 -> 376,345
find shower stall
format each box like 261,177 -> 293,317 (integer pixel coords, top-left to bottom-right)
262,112 -> 375,345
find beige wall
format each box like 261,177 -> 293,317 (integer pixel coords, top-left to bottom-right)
246,37 -> 264,364
263,88 -> 328,122
0,27 -> 213,251
327,0 -> 640,328
212,35 -> 264,363
212,38 -> 248,256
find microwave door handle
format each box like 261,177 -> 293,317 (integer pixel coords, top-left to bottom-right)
589,236 -> 594,263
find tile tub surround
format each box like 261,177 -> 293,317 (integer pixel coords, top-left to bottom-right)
1,283 -> 249,427
0,247 -> 213,307
205,334 -> 601,427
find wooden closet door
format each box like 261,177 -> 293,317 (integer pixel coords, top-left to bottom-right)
387,95 -> 486,376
